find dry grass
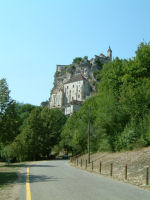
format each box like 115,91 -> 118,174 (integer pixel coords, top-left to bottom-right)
71,147 -> 150,190
0,162 -> 24,200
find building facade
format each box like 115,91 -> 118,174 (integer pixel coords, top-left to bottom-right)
64,74 -> 90,104
63,74 -> 91,115
49,89 -> 64,108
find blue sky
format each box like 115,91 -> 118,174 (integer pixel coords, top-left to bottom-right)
0,0 -> 150,105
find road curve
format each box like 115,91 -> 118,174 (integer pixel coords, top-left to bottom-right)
18,160 -> 150,200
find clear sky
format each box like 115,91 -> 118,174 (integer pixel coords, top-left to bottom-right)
0,0 -> 150,105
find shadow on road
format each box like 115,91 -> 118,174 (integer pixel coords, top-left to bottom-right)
5,164 -> 57,168
18,172 -> 62,184
29,164 -> 56,168
0,167 -> 61,187
0,161 -> 65,187
0,171 -> 61,187
29,174 -> 61,183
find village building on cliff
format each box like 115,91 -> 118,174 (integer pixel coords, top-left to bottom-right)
49,47 -> 112,116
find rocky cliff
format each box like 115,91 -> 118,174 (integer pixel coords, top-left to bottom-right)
50,47 -> 112,101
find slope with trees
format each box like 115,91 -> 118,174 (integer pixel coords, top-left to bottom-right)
60,42 -> 150,154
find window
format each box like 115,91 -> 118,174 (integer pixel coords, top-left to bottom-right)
73,85 -> 74,88
78,95 -> 80,98
67,86 -> 69,89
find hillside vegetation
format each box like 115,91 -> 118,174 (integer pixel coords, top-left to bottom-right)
60,42 -> 150,154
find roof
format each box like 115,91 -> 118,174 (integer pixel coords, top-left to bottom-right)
64,74 -> 87,84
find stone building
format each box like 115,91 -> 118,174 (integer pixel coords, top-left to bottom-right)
64,74 -> 91,104
64,74 -> 91,115
64,100 -> 82,116
49,47 -> 112,116
49,74 -> 91,115
49,89 -> 64,108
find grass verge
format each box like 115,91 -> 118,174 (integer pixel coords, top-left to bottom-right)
0,162 -> 22,188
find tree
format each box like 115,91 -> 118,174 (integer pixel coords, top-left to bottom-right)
0,78 -> 11,114
40,100 -> 49,108
40,108 -> 66,157
0,79 -> 19,145
15,103 -> 36,131
95,42 -> 150,151
60,96 -> 98,154
7,107 -> 66,161
73,57 -> 83,64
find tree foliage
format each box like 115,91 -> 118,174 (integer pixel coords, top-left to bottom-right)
60,42 -> 150,153
0,79 -> 66,161
7,108 -> 66,161
73,57 -> 83,64
0,79 -> 19,146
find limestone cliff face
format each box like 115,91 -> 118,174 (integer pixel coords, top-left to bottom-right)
53,54 -> 110,93
50,47 -> 112,113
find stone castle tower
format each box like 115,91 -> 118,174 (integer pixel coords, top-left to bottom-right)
107,46 -> 112,59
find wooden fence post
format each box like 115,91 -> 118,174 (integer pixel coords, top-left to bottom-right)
74,158 -> 76,165
146,167 -> 149,185
110,163 -> 113,176
125,164 -> 127,180
85,160 -> 87,169
99,161 -> 102,174
92,161 -> 94,171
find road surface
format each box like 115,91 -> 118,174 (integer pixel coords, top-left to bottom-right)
18,160 -> 150,200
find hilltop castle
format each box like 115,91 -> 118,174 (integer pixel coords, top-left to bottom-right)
49,47 -> 112,116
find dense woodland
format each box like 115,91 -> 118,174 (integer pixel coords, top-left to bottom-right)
0,86 -> 66,161
0,42 -> 150,162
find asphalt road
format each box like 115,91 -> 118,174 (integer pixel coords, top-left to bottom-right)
18,160 -> 150,200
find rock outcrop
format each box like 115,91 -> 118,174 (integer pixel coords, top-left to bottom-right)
49,47 -> 112,115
